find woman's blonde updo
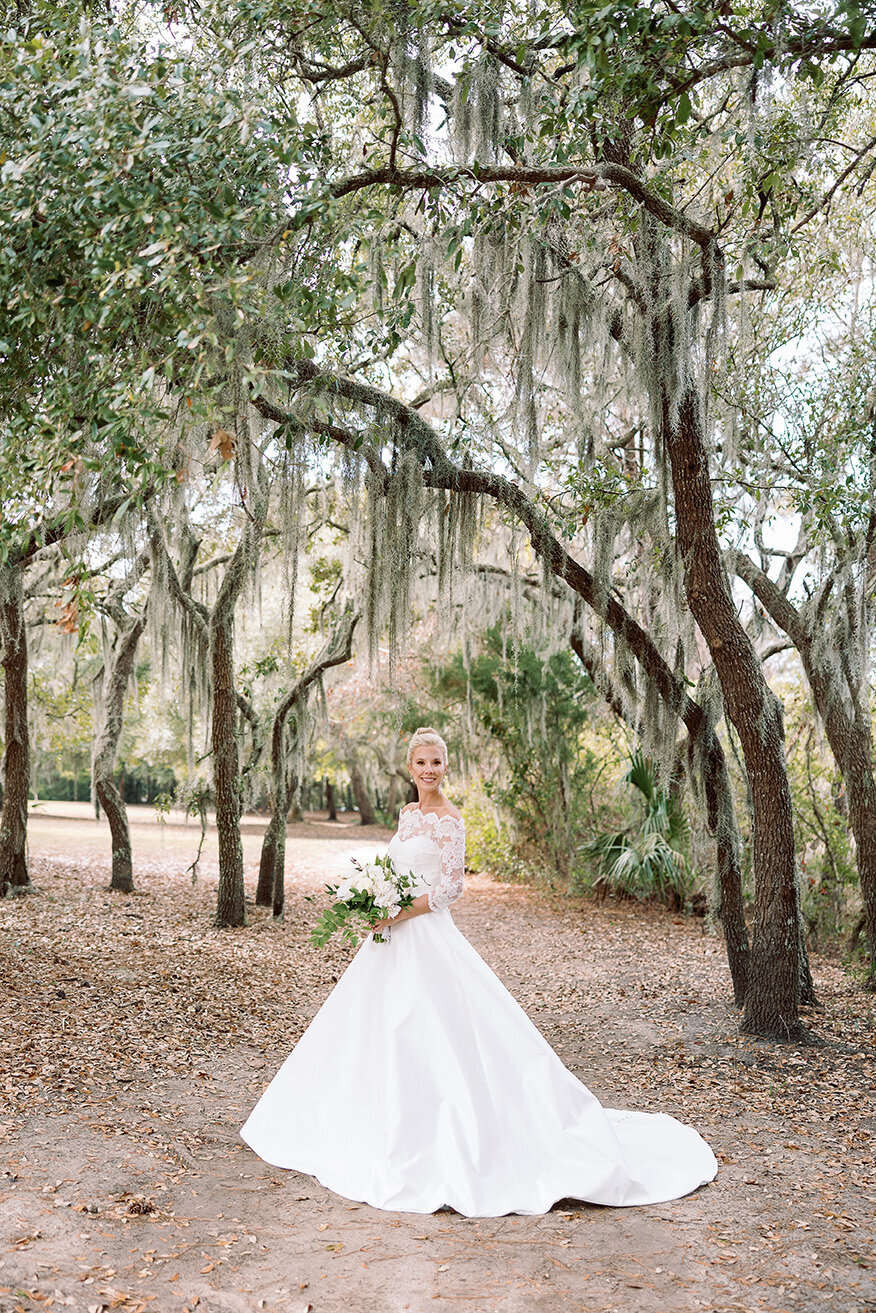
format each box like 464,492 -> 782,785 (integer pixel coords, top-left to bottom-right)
406,726 -> 449,770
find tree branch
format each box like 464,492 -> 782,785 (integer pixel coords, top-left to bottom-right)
324,161 -> 716,248
269,608 -> 360,773
145,506 -> 210,642
790,134 -> 876,235
760,639 -> 795,661
729,549 -> 808,649
669,29 -> 876,100
16,481 -> 156,566
259,361 -> 714,748
94,548 -> 151,630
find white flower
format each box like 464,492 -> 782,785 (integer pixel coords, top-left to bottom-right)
371,876 -> 397,906
354,868 -> 376,895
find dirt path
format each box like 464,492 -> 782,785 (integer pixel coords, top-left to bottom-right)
1,816 -> 874,1313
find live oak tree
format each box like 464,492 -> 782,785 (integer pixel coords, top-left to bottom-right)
0,6 -> 293,896
92,550 -> 151,894
255,606 -> 359,917
725,282 -> 876,984
0,564 -> 30,897
148,455 -> 270,929
0,3 -> 315,918
224,0 -> 876,1038
255,368 -> 757,1001
6,0 -> 876,1042
733,542 -> 876,981
0,483 -> 142,896
27,541 -> 155,892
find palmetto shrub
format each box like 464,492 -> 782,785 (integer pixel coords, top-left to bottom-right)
584,754 -> 691,907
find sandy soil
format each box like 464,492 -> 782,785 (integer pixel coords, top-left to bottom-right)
0,810 -> 874,1313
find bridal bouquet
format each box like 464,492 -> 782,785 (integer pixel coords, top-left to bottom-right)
311,852 -> 415,946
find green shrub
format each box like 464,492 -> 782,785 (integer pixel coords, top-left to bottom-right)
583,753 -> 691,907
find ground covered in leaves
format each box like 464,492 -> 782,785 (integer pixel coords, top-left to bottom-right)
1,804 -> 874,1313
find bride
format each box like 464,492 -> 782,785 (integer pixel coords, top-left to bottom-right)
241,727 -> 717,1216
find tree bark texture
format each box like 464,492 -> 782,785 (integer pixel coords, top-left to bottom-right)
210,498 -> 266,929
212,612 -> 245,928
255,768 -> 296,915
732,549 -> 876,986
149,494 -> 267,928
256,611 -> 358,914
273,769 -> 298,919
664,385 -> 803,1040
255,817 -> 279,908
349,758 -> 376,826
326,779 -> 337,820
93,613 -> 146,893
843,741 -> 876,987
698,730 -> 750,1006
0,567 -> 30,896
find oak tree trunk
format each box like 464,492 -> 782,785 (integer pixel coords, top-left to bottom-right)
698,732 -> 750,1006
256,769 -> 293,916
845,753 -> 876,986
95,777 -> 134,894
212,614 -> 245,928
803,685 -> 876,987
256,611 -> 359,913
93,614 -> 146,893
809,705 -> 876,986
326,778 -> 337,821
0,567 -> 30,896
273,769 -> 297,919
255,815 -> 278,907
348,758 -> 375,825
664,383 -> 804,1040
731,550 -> 876,985
286,783 -> 302,824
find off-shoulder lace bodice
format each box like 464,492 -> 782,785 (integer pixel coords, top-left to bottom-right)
393,808 -> 465,912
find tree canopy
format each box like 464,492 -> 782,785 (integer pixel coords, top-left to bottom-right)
3,0 -> 876,1040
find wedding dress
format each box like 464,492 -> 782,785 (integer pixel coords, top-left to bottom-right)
240,809 -> 717,1216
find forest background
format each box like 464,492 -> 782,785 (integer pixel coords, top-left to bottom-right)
2,0 -> 876,1051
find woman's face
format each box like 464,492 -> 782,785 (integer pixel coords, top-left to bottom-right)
410,746 -> 447,790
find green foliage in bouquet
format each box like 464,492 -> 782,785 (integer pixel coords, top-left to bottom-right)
311,852 -> 415,947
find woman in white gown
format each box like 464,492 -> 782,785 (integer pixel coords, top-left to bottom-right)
241,727 -> 717,1217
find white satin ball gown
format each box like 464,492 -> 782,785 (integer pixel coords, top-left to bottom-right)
241,808 -> 717,1216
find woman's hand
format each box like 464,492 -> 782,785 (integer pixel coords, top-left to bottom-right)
370,893 -> 433,939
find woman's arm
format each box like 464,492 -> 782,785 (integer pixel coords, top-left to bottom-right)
372,816 -> 466,936
371,893 -> 431,936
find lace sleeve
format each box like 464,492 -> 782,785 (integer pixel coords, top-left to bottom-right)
428,817 -> 465,912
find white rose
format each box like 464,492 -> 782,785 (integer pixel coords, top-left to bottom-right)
355,869 -> 375,895
372,876 -> 396,906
